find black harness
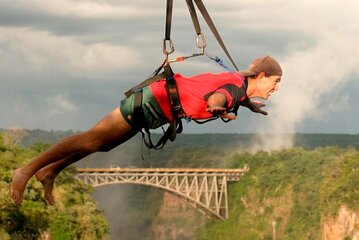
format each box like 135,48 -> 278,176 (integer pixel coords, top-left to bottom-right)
125,64 -> 184,150
125,65 -> 244,150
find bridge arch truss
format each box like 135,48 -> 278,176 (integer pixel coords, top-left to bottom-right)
76,168 -> 248,220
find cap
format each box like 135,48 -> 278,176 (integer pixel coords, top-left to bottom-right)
238,56 -> 282,77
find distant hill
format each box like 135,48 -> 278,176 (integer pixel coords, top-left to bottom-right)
13,129 -> 359,150
12,130 -> 359,171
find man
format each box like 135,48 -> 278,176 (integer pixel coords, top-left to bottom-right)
10,55 -> 282,205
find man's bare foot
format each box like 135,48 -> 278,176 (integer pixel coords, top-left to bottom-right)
10,168 -> 32,205
35,171 -> 56,205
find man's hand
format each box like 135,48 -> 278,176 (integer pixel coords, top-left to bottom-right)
206,106 -> 237,120
206,106 -> 226,115
241,98 -> 268,115
206,93 -> 236,120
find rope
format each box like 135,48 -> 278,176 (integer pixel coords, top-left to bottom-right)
205,52 -> 235,73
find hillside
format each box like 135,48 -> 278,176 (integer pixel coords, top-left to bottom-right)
197,147 -> 359,239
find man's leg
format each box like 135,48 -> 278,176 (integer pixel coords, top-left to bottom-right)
10,107 -> 138,205
35,108 -> 137,205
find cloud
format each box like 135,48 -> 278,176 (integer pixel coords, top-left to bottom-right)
0,27 -> 141,80
0,0 -> 162,20
0,0 -> 358,134
251,1 -> 359,150
47,95 -> 79,116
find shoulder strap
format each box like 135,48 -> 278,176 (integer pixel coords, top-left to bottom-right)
125,73 -> 166,98
164,65 -> 184,119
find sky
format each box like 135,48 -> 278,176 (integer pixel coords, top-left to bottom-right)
1,0 -> 358,139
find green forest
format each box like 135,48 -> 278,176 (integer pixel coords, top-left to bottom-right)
0,129 -> 358,239
0,131 -> 109,240
195,147 -> 358,239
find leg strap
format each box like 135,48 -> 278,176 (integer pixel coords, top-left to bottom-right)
133,88 -> 182,150
133,89 -> 146,130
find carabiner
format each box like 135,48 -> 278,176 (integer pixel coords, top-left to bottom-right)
163,38 -> 175,58
196,32 -> 207,54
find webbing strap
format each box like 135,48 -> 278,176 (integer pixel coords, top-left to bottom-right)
164,65 -> 183,119
125,73 -> 166,98
133,90 -> 146,130
141,117 -> 181,150
163,0 -> 175,56
193,0 -> 239,71
185,0 -> 201,35
133,89 -> 178,150
132,64 -> 183,150
164,65 -> 184,136
165,0 -> 174,40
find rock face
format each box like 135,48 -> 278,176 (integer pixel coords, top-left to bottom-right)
322,205 -> 358,240
152,192 -> 206,240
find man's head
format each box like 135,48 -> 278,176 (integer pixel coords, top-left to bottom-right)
239,56 -> 282,100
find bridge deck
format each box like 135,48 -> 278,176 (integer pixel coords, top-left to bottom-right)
77,167 -> 248,173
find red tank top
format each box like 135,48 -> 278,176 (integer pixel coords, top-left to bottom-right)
150,72 -> 247,122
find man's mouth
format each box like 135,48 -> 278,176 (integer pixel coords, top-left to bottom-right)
268,89 -> 274,96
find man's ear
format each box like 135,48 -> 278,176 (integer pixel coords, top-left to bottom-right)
257,72 -> 266,79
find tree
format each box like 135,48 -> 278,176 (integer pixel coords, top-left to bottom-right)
2,128 -> 28,150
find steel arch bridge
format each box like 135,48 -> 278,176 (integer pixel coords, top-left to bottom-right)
76,167 -> 248,220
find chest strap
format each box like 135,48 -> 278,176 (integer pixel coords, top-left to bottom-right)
164,65 -> 185,119
125,73 -> 166,98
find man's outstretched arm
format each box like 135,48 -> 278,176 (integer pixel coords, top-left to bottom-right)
206,93 -> 236,120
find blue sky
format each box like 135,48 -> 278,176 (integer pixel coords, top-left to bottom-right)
0,0 -> 358,136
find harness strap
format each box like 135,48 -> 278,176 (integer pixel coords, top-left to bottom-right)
194,0 -> 239,71
132,89 -> 177,150
125,73 -> 166,98
164,65 -> 184,139
165,0 -> 174,41
164,65 -> 184,120
133,89 -> 146,130
193,104 -> 240,124
193,117 -> 219,124
130,64 -> 184,150
142,118 -> 180,150
185,0 -> 202,36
